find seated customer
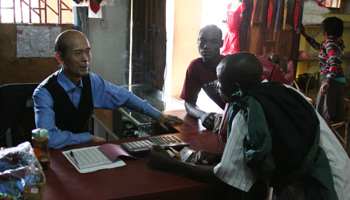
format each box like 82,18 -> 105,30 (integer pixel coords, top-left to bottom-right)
149,53 -> 349,199
181,25 -> 293,132
180,25 -> 225,131
33,30 -> 183,149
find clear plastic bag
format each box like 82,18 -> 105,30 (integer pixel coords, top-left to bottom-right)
0,142 -> 43,199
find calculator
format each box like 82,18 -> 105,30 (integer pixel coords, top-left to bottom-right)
121,135 -> 190,154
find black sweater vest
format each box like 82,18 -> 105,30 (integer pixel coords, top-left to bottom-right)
42,71 -> 93,133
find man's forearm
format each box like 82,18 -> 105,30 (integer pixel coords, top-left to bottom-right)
184,101 -> 206,119
167,158 -> 226,186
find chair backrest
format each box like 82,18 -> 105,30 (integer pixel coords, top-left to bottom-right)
0,83 -> 39,147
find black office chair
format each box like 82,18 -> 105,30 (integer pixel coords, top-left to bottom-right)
0,83 -> 39,147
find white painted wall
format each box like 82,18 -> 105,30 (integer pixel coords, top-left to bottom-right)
88,1 -> 130,86
164,0 -> 175,96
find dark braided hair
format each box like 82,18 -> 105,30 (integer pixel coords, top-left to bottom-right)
322,17 -> 343,37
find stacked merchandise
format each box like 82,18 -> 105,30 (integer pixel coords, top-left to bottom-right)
0,142 -> 45,200
302,0 -> 330,26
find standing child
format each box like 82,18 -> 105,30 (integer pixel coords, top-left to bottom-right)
300,17 -> 345,127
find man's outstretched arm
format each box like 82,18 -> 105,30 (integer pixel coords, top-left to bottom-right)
185,101 -> 216,130
148,145 -> 225,186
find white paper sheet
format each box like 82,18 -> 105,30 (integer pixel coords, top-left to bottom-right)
62,146 -> 126,173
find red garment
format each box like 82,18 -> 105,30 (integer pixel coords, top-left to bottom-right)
90,0 -> 101,14
294,0 -> 301,31
268,0 -> 274,29
221,3 -> 246,55
250,0 -> 257,29
180,56 -> 226,110
257,53 -> 294,85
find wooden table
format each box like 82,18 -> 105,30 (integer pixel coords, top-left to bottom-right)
43,110 -> 227,200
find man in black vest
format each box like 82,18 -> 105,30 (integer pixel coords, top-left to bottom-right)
33,30 -> 182,149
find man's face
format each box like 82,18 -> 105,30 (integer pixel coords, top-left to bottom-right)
197,28 -> 223,63
60,34 -> 91,81
216,62 -> 239,102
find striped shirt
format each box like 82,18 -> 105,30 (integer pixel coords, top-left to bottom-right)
213,111 -> 257,192
213,85 -> 350,199
306,35 -> 345,82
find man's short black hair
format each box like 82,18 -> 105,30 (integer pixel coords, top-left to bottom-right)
322,17 -> 343,38
199,25 -> 222,39
54,41 -> 68,56
54,29 -> 80,56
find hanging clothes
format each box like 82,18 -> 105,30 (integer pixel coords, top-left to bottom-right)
90,0 -> 102,14
221,2 -> 246,55
294,0 -> 301,31
283,0 -> 289,30
275,0 -> 283,32
250,0 -> 257,29
267,0 -> 274,29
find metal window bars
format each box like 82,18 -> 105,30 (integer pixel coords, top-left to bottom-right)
0,0 -> 72,24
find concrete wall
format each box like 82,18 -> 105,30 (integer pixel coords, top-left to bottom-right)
88,1 -> 130,86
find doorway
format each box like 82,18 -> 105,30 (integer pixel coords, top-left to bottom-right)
129,0 -> 166,91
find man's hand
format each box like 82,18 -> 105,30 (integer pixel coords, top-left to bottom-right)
157,114 -> 183,131
150,146 -> 223,186
199,112 -> 216,130
184,101 -> 220,131
195,151 -> 222,165
148,145 -> 176,171
92,135 -> 106,143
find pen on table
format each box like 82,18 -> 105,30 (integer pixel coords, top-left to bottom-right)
70,151 -> 79,165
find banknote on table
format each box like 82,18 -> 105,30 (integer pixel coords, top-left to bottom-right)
179,147 -> 196,163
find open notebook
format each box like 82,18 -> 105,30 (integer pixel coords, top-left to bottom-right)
62,143 -> 138,173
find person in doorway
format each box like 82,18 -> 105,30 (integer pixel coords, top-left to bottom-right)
32,30 -> 183,149
300,17 -> 345,127
149,53 -> 350,200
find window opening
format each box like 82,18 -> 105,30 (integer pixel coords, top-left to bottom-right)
0,0 -> 72,24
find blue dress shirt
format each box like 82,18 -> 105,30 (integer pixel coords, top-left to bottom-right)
32,69 -> 161,149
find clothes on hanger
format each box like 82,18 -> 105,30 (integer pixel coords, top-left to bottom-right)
90,0 -> 102,14
221,2 -> 246,55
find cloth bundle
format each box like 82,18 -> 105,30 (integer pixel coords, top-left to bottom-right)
302,0 -> 330,25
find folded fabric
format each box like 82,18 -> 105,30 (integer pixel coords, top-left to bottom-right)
302,14 -> 325,26
303,1 -> 330,15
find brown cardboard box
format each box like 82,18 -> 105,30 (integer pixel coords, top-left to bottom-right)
23,159 -> 46,200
